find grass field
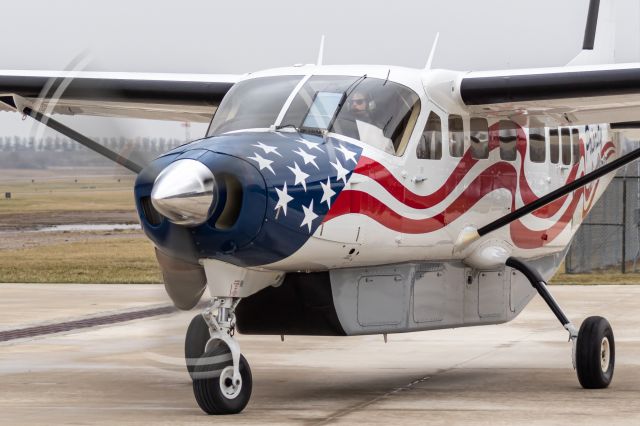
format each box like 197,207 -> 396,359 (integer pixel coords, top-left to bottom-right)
0,172 -> 135,215
0,170 -> 160,283
0,237 -> 162,283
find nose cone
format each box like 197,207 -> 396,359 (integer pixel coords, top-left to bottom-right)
151,159 -> 216,226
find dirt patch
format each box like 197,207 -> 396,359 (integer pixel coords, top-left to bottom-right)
0,229 -> 146,251
0,210 -> 138,230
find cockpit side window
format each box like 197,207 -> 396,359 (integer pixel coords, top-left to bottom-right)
332,78 -> 420,155
208,76 -> 302,136
416,112 -> 442,160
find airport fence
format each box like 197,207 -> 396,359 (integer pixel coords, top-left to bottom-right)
566,162 -> 640,274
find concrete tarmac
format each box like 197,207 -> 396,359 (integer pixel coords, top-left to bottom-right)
1,284 -> 640,425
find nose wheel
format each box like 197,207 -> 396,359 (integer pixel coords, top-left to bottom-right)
506,258 -> 615,389
192,342 -> 253,414
185,297 -> 252,414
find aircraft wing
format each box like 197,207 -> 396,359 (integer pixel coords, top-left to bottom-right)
457,63 -> 640,126
0,70 -> 242,123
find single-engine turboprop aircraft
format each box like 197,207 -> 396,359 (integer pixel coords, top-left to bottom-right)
3,0 -> 640,414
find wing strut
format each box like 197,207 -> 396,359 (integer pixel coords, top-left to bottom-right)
0,98 -> 144,174
455,144 -> 640,249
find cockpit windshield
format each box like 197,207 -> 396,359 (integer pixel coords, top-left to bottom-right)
207,76 -> 302,136
207,74 -> 421,156
283,76 -> 421,154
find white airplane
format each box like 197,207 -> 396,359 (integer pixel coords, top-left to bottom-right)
1,0 -> 638,414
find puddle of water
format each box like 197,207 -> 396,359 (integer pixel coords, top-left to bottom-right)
36,224 -> 141,233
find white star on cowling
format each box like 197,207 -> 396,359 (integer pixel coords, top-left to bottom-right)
287,162 -> 310,191
320,177 -> 336,208
248,152 -> 275,175
331,159 -> 349,184
300,199 -> 319,233
253,141 -> 282,157
336,144 -> 357,164
274,182 -> 294,216
296,137 -> 323,152
293,147 -> 319,169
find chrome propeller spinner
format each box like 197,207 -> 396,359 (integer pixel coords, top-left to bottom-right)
151,159 -> 216,226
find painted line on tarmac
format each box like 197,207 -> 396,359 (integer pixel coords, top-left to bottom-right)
310,327 -> 556,425
0,305 -> 179,342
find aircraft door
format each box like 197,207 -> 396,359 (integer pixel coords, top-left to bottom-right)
400,109 -> 449,248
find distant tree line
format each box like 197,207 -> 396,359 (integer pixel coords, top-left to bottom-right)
0,136 -> 186,169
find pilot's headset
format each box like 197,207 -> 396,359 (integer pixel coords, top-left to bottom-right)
364,92 -> 376,112
367,94 -> 376,112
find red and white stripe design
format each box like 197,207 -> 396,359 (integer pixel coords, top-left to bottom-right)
324,126 -> 614,250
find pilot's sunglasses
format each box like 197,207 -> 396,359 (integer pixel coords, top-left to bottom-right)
350,99 -> 366,105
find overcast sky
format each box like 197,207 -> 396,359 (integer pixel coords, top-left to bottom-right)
1,0 -> 639,139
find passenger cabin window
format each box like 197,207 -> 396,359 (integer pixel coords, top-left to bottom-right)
417,112 -> 442,160
470,118 -> 489,159
549,129 -> 560,164
499,120 -> 517,161
529,128 -> 546,163
561,128 -> 571,165
571,128 -> 580,164
449,115 -> 464,157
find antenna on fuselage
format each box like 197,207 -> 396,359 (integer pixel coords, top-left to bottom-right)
424,32 -> 440,70
317,35 -> 325,66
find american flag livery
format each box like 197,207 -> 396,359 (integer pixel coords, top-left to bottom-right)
258,133 -> 363,236
322,128 -> 615,251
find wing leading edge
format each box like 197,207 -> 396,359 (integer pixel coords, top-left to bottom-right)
457,63 -> 640,126
0,70 -> 242,123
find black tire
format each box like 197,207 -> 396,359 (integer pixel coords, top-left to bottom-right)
185,314 -> 211,379
192,344 -> 252,415
576,316 -> 615,389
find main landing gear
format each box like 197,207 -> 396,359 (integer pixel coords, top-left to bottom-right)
506,257 -> 615,389
185,297 -> 252,415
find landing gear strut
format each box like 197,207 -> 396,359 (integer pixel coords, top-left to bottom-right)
506,257 -> 615,389
186,297 -> 252,415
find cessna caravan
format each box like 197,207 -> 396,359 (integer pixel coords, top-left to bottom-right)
1,0 -> 638,414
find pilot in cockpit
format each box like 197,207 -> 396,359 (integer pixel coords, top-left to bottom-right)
333,90 -> 372,140
335,90 -> 395,154
348,91 -> 372,124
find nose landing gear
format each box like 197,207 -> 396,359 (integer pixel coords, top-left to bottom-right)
506,257 -> 615,389
186,297 -> 253,415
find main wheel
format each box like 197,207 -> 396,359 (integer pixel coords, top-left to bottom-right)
576,316 -> 615,389
185,314 -> 211,379
192,343 -> 253,415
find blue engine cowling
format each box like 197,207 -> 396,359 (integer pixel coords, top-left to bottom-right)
134,131 -> 362,268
